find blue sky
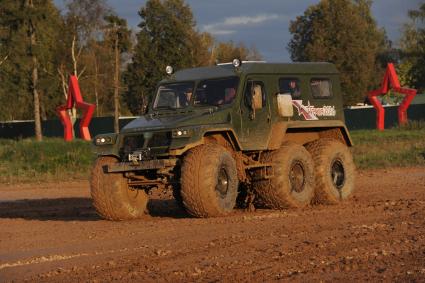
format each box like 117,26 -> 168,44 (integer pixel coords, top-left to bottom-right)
54,0 -> 422,61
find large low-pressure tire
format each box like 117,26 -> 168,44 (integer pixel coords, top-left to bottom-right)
180,144 -> 239,218
90,156 -> 149,221
306,139 -> 355,204
253,143 -> 315,209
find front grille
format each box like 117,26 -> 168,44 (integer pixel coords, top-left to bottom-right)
120,132 -> 171,158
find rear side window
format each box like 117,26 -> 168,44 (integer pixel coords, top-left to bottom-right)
310,79 -> 332,98
279,78 -> 301,98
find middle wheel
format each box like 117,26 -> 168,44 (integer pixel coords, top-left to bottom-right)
180,144 -> 239,217
254,142 -> 315,209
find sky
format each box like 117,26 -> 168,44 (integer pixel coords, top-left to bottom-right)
53,0 -> 423,62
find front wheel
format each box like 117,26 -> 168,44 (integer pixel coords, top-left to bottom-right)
180,144 -> 239,217
90,156 -> 149,220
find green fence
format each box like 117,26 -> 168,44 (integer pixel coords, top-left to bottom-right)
344,104 -> 425,130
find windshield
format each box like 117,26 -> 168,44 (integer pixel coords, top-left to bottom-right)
194,77 -> 239,107
153,82 -> 194,109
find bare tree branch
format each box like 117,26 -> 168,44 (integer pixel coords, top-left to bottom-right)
77,65 -> 87,79
71,35 -> 78,76
57,65 -> 69,100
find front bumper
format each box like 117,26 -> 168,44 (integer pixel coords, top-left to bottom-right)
106,159 -> 178,173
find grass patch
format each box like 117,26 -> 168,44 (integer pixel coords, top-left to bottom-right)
0,127 -> 424,183
0,138 -> 94,183
351,127 -> 425,169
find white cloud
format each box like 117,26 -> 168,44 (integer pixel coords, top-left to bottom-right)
222,14 -> 280,26
203,13 -> 281,35
208,29 -> 237,35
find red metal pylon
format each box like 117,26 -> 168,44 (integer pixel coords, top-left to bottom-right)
56,75 -> 95,141
368,63 -> 417,130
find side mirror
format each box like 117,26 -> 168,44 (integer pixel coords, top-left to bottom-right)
277,93 -> 294,117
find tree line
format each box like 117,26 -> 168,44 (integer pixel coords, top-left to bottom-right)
0,0 -> 423,140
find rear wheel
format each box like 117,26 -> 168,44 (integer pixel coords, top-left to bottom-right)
306,139 -> 355,204
90,156 -> 149,220
253,143 -> 315,209
180,144 -> 238,217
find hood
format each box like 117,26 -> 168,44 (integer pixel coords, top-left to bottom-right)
121,108 -> 231,133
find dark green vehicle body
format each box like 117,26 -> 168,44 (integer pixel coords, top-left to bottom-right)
93,62 -> 352,182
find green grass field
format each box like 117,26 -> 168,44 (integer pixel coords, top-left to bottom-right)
351,128 -> 425,169
0,127 -> 424,183
0,138 -> 93,183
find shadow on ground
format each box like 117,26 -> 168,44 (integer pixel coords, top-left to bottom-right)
0,197 -> 189,221
0,198 -> 100,221
148,199 -> 190,218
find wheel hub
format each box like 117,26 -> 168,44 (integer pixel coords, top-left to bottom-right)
290,161 -> 306,193
331,159 -> 345,190
216,167 -> 229,197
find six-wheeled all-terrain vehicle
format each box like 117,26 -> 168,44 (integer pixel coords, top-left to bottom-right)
91,59 -> 355,220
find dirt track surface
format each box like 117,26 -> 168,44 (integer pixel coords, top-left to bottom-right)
0,167 -> 424,282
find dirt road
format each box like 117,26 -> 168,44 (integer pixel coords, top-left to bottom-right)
0,167 -> 424,282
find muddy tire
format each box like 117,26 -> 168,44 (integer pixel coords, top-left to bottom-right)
253,143 -> 315,209
90,156 -> 148,221
306,139 -> 355,204
180,144 -> 238,217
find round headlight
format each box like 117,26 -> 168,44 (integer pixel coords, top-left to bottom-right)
232,58 -> 241,68
100,138 -> 106,143
165,65 -> 173,75
177,130 -> 183,136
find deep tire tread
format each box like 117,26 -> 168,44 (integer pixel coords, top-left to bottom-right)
180,144 -> 238,218
306,138 -> 356,204
90,156 -> 148,221
253,142 -> 315,209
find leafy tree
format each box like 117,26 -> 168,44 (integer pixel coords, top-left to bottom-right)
58,0 -> 112,124
400,3 -> 425,92
0,0 -> 62,139
62,0 -> 110,76
191,31 -> 215,66
124,0 -> 197,114
57,0 -> 133,135
0,1 -> 31,121
213,41 -> 262,63
288,0 -> 386,106
58,0 -> 133,123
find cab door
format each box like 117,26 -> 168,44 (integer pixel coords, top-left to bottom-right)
239,76 -> 272,150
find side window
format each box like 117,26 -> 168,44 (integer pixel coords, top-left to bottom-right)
244,80 -> 266,110
279,78 -> 301,98
310,79 -> 332,98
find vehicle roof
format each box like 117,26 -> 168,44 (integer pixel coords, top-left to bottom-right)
161,62 -> 339,82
